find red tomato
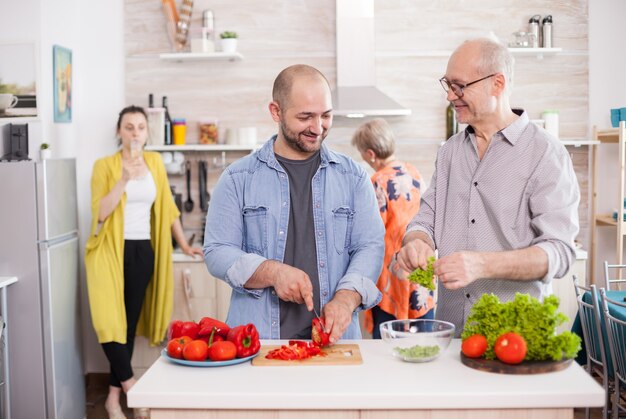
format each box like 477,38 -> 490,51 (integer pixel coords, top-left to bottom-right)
207,340 -> 237,361
180,321 -> 200,340
167,320 -> 184,340
182,340 -> 209,361
494,332 -> 527,365
461,334 -> 488,358
166,336 -> 192,359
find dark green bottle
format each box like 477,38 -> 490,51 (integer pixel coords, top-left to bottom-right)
446,103 -> 458,140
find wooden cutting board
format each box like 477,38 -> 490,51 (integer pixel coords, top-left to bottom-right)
460,353 -> 573,374
252,344 -> 362,366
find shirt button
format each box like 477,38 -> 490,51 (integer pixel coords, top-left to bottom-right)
474,181 -> 478,186
271,290 -> 276,296
323,291 -> 328,297
283,201 -> 287,206
318,231 -> 323,236
279,230 -> 284,235
320,261 -> 325,267
471,219 -> 475,224
316,203 -> 320,208
466,293 -> 471,299
272,321 -> 277,326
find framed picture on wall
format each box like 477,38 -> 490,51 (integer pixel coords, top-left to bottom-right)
53,45 -> 72,123
0,41 -> 38,118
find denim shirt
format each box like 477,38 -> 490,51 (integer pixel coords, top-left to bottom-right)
203,136 -> 384,339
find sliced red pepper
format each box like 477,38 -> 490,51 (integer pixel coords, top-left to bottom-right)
312,317 -> 330,347
266,341 -> 324,361
197,317 -> 230,338
226,323 -> 260,358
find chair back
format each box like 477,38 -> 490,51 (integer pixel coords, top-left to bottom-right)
573,278 -> 608,374
599,288 -> 626,418
603,260 -> 626,291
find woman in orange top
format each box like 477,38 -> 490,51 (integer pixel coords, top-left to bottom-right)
352,118 -> 435,338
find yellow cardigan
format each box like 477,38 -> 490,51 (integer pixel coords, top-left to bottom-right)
85,151 -> 180,346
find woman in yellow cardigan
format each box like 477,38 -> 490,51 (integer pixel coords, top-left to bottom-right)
85,106 -> 202,419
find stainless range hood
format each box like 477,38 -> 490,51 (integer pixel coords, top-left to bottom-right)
332,0 -> 411,118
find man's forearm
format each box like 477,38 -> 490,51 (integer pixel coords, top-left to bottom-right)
480,246 -> 548,281
332,289 -> 362,312
244,259 -> 278,289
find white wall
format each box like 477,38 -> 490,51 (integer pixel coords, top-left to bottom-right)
589,0 -> 626,283
75,0 -> 125,373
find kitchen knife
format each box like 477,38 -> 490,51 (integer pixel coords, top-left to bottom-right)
312,305 -> 324,325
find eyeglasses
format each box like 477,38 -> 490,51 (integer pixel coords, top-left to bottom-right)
438,73 -> 497,98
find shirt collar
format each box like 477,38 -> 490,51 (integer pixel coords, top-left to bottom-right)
257,134 -> 340,168
464,108 -> 528,145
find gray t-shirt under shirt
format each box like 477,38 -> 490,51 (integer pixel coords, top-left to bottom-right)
275,151 -> 321,339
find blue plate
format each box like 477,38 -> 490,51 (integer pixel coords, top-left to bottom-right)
161,349 -> 259,367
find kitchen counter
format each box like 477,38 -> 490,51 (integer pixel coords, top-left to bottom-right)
172,251 -> 204,263
128,339 -> 604,419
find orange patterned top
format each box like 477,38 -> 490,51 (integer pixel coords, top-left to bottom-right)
363,162 -> 435,334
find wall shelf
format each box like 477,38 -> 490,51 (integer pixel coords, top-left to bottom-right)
376,47 -> 565,59
507,47 -> 562,57
158,51 -> 243,62
561,140 -> 600,147
590,122 -> 626,281
145,144 -> 257,152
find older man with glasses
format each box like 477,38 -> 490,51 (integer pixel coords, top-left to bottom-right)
394,37 -> 580,336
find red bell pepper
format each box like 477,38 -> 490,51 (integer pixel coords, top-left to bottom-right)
226,323 -> 260,358
179,321 -> 200,340
198,316 -> 231,338
167,320 -> 184,340
311,317 -> 330,347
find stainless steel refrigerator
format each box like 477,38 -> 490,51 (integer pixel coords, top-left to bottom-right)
0,158 -> 85,419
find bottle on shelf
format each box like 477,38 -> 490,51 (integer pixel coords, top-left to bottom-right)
148,93 -> 154,108
162,96 -> 173,145
542,15 -> 553,48
446,103 -> 458,140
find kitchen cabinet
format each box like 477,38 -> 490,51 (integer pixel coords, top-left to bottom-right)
590,122 -> 626,282
0,277 -> 17,419
145,144 -> 256,152
131,256 -> 231,377
553,252 -> 586,334
128,339 -> 604,418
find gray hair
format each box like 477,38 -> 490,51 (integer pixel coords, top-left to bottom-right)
351,118 -> 395,159
464,38 -> 515,94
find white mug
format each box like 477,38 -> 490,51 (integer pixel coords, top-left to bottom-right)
0,94 -> 18,111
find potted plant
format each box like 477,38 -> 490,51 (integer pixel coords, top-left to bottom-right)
40,143 -> 51,160
219,31 -> 238,54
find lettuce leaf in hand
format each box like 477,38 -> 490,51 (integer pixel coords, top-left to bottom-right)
461,293 -> 581,361
407,256 -> 436,291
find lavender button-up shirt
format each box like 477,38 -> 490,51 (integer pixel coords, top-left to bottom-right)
406,110 -> 580,335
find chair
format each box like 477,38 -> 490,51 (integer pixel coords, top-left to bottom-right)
603,261 -> 626,291
574,277 -> 610,419
599,288 -> 626,419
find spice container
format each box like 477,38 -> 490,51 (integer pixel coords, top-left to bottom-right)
172,118 -> 187,145
199,119 -> 219,144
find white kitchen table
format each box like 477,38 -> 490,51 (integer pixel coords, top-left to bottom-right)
128,339 -> 604,419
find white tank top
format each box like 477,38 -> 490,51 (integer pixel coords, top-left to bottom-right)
124,170 -> 157,240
